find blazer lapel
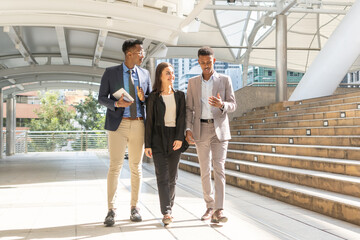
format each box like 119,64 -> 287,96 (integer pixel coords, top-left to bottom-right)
196,76 -> 202,106
117,64 -> 124,89
157,93 -> 165,125
174,90 -> 179,106
136,66 -> 144,89
212,72 -> 220,97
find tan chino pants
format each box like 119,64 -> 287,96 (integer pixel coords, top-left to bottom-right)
107,119 -> 145,209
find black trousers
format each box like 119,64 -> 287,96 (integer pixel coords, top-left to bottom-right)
152,127 -> 181,215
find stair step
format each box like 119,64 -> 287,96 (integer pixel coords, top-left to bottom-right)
181,153 -> 360,197
225,150 -> 360,176
182,149 -> 360,176
231,135 -> 360,147
187,141 -> 360,161
179,159 -> 360,226
289,96 -> 360,111
232,109 -> 360,125
231,117 -> 360,130
231,125 -> 360,136
294,91 -> 360,105
226,159 -> 360,198
249,91 -> 360,112
248,94 -> 360,116
239,102 -> 360,120
227,141 -> 360,160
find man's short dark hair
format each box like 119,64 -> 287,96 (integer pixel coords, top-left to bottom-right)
198,47 -> 214,57
122,39 -> 143,54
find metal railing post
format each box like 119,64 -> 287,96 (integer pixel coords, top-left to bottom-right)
25,131 -> 28,153
81,132 -> 83,151
52,132 -> 55,151
85,131 -> 88,151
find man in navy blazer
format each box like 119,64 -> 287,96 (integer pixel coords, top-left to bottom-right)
98,39 -> 151,227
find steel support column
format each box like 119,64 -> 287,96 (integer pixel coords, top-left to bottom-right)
146,57 -> 156,87
6,95 -> 15,156
0,89 -> 3,159
276,14 -> 287,102
241,52 -> 250,88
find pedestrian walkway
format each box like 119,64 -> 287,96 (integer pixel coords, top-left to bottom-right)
0,152 -> 359,240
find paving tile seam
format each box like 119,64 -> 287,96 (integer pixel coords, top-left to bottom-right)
141,164 -> 234,239
228,193 -> 348,240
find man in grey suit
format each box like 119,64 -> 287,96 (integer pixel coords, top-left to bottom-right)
98,39 -> 151,226
185,47 -> 236,223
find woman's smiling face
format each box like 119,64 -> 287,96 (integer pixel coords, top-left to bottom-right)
161,66 -> 175,85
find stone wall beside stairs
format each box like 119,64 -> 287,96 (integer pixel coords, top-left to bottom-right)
229,86 -> 360,119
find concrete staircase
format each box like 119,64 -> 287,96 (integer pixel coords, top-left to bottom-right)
180,91 -> 360,226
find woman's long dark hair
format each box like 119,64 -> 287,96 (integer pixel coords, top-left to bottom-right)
152,62 -> 174,94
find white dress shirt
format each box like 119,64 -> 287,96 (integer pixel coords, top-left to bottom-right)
200,74 -> 214,120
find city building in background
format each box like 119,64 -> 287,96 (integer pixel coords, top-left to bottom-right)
156,58 -> 307,93
61,89 -> 90,106
178,65 -> 202,93
3,90 -> 91,130
11,91 -> 41,130
226,66 -> 243,91
156,58 -> 242,93
156,58 -> 191,89
246,66 -> 304,87
342,70 -> 360,87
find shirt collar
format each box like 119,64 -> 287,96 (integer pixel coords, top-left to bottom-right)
201,72 -> 215,83
123,64 -> 137,74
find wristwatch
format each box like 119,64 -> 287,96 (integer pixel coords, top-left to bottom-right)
220,103 -> 225,111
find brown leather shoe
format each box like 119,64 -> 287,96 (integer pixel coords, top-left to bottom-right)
201,208 -> 214,221
211,209 -> 228,223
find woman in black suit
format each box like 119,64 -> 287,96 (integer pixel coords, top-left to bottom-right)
145,62 -> 186,225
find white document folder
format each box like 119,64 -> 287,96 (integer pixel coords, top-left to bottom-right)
112,88 -> 134,102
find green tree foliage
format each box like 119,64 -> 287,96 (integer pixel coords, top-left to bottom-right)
71,93 -> 106,151
27,91 -> 77,131
25,91 -> 77,152
74,93 -> 105,130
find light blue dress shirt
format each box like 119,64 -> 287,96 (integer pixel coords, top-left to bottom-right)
123,64 -> 143,118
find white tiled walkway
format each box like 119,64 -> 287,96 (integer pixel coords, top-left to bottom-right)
0,152 -> 359,240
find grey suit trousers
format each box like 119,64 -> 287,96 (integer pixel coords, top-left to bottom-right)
195,122 -> 228,209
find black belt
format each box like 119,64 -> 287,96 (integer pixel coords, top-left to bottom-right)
200,119 -> 214,123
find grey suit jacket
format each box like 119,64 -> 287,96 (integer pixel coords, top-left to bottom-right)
98,64 -> 152,131
185,72 -> 236,142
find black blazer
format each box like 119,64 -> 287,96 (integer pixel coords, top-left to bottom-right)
98,64 -> 151,131
145,91 -> 186,153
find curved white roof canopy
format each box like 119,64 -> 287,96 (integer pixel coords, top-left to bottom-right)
0,0 -> 357,94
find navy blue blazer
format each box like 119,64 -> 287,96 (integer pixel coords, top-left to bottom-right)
98,64 -> 152,131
